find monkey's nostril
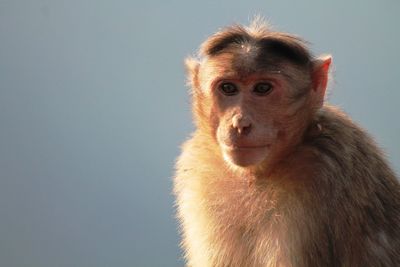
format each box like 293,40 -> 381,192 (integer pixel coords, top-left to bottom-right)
237,124 -> 252,135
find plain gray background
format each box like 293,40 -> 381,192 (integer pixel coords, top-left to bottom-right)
0,1 -> 399,266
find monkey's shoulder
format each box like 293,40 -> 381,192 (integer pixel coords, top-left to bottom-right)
304,104 -> 400,191
306,105 -> 386,164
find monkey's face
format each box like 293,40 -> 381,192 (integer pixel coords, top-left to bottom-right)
198,54 -> 312,168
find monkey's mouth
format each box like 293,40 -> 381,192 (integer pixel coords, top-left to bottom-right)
223,144 -> 271,150
221,143 -> 271,167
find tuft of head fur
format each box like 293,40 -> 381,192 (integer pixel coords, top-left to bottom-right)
199,19 -> 313,68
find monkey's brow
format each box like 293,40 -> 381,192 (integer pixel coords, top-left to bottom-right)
263,69 -> 297,79
256,69 -> 281,74
210,69 -> 290,88
259,69 -> 294,79
264,70 -> 282,75
222,69 -> 285,78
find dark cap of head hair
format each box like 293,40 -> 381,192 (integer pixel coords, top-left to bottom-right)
200,19 -> 313,67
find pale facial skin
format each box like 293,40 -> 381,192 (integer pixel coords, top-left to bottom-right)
214,73 -> 281,167
200,53 -> 315,168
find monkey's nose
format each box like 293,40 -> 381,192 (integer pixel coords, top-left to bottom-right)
232,115 -> 252,135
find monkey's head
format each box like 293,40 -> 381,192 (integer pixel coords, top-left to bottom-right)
186,21 -> 331,169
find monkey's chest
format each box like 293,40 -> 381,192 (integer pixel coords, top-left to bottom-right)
199,180 -> 294,266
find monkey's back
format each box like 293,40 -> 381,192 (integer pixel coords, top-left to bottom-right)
174,105 -> 400,267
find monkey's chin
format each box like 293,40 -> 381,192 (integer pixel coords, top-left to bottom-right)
222,145 -> 270,168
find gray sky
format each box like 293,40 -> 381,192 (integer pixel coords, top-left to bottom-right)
0,1 -> 399,266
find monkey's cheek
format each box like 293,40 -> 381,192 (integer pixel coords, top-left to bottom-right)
222,147 -> 270,167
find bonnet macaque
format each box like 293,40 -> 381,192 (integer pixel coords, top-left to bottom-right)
174,20 -> 400,267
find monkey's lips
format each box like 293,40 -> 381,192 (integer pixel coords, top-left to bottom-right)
226,145 -> 271,150
223,143 -> 271,150
221,143 -> 271,167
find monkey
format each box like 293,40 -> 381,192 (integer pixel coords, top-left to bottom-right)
174,19 -> 400,267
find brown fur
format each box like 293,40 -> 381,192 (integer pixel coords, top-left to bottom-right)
174,20 -> 400,267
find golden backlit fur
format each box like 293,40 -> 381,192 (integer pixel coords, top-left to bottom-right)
174,20 -> 400,267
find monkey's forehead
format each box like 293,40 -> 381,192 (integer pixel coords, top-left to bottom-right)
200,52 -> 306,81
201,53 -> 279,77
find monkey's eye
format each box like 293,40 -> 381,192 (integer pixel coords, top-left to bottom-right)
219,82 -> 239,96
253,82 -> 273,96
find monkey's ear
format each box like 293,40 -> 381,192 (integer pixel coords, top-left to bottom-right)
185,57 -> 201,90
311,55 -> 332,108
